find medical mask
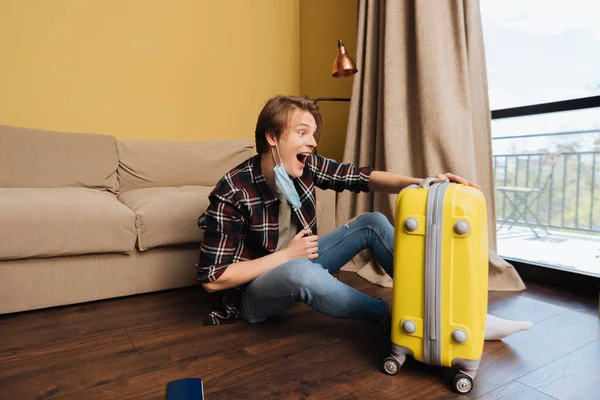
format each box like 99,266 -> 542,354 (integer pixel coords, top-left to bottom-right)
271,140 -> 311,232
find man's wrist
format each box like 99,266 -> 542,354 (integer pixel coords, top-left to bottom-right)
277,248 -> 291,265
406,177 -> 422,186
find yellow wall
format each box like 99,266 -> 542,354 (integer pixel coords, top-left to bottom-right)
0,1 -> 300,141
300,0 -> 357,161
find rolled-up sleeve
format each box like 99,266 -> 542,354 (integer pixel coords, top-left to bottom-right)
307,154 -> 373,193
196,194 -> 244,284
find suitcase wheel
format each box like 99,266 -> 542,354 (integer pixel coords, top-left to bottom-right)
383,356 -> 401,375
452,372 -> 474,394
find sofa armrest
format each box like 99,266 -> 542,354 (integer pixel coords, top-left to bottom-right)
315,187 -> 337,236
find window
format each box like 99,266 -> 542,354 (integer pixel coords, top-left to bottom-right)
481,0 -> 600,277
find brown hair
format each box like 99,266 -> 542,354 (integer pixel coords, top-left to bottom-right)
254,95 -> 322,154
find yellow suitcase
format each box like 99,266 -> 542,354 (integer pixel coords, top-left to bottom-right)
383,178 -> 488,394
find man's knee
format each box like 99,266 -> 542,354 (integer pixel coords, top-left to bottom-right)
357,211 -> 391,228
281,259 -> 326,290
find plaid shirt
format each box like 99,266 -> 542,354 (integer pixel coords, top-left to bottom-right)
197,154 -> 373,325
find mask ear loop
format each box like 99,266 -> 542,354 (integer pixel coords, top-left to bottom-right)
295,208 -> 312,236
287,173 -> 311,235
270,134 -> 283,166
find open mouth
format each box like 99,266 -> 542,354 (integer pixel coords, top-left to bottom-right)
296,153 -> 310,167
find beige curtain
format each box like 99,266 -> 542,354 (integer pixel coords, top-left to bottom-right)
337,0 -> 525,291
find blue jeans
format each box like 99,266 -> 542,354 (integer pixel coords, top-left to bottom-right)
239,212 -> 395,325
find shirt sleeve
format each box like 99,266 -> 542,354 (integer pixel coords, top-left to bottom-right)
196,193 -> 245,284
307,154 -> 374,193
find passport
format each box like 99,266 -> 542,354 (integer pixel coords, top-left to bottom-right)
165,378 -> 204,400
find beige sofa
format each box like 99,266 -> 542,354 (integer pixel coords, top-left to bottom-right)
0,125 -> 336,314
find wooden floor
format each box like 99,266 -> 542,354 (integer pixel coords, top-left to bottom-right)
1,272 -> 598,400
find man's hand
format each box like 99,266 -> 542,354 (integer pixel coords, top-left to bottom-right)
283,230 -> 319,261
368,170 -> 481,194
428,173 -> 481,190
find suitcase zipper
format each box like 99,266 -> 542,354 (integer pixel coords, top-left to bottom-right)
423,182 -> 451,366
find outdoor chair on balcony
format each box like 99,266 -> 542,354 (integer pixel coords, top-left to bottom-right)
496,152 -> 561,238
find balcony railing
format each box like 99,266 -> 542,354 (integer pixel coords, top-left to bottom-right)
492,130 -> 600,235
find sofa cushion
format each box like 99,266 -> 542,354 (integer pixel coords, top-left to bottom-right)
0,125 -> 119,193
118,186 -> 212,251
117,139 -> 256,192
0,188 -> 137,261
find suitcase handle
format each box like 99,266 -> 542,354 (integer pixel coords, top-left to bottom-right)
420,177 -> 440,188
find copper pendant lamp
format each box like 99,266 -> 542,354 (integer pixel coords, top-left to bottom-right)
332,39 -> 358,78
